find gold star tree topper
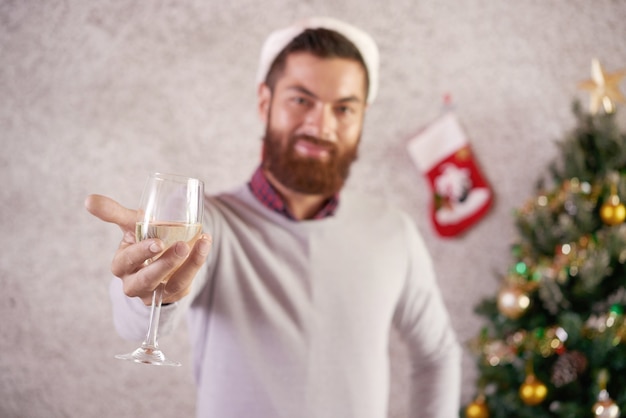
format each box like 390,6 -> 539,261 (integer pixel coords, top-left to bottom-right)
578,59 -> 626,114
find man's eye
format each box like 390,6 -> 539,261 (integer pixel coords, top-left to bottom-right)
292,97 -> 309,105
336,106 -> 354,115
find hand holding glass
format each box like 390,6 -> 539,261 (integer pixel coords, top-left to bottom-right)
115,172 -> 204,366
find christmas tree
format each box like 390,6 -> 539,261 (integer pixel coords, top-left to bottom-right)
464,60 -> 626,418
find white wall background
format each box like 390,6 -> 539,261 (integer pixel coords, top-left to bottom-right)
2,1 -> 626,417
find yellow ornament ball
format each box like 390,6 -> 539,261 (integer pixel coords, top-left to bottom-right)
497,285 -> 531,319
519,375 -> 548,406
600,196 -> 626,226
465,398 -> 489,418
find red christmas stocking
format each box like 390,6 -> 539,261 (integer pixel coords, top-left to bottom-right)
407,112 -> 493,237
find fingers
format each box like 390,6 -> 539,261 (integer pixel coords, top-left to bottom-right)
84,194 -> 137,231
111,236 -> 165,278
121,241 -> 190,302
162,235 -> 212,302
121,234 -> 212,304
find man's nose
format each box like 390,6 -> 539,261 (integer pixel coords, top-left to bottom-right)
303,104 -> 337,141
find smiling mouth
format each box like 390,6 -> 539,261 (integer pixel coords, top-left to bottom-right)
293,138 -> 334,160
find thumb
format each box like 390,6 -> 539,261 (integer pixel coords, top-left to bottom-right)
84,194 -> 136,231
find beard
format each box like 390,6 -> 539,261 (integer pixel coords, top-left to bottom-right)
262,127 -> 360,196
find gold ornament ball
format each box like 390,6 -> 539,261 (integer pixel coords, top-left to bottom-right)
600,198 -> 626,226
465,399 -> 489,418
497,286 -> 531,319
519,375 -> 548,406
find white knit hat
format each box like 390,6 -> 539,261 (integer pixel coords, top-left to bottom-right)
256,17 -> 380,104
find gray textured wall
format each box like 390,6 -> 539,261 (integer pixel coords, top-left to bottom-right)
2,1 -> 626,417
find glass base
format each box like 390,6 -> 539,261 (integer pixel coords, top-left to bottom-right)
115,345 -> 181,367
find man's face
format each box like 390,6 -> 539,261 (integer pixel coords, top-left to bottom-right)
259,52 -> 368,196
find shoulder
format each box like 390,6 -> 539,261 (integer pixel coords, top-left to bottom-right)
204,184 -> 290,229
338,189 -> 413,225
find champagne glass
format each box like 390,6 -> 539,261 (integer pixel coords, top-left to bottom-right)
115,172 -> 204,366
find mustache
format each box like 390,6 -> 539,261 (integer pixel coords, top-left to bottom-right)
289,134 -> 338,151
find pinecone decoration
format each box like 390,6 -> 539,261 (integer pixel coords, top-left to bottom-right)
551,351 -> 588,387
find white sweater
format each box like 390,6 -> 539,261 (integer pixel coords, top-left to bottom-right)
110,185 -> 461,418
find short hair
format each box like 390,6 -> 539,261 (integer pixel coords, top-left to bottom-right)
264,28 -> 369,97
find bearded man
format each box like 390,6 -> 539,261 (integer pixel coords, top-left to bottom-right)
86,17 -> 461,418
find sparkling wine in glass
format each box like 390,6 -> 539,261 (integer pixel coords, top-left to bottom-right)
115,172 -> 204,366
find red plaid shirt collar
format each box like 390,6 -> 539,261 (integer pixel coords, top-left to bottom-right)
248,167 -> 339,220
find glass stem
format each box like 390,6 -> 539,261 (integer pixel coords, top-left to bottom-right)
143,282 -> 165,350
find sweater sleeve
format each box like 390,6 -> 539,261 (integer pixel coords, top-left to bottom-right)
393,215 -> 462,418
